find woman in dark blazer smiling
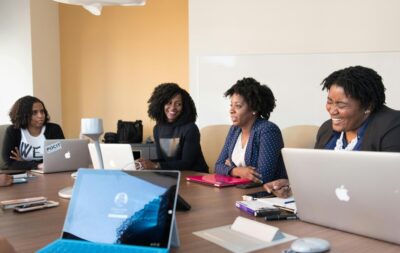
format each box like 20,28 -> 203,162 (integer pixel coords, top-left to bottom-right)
265,66 -> 400,198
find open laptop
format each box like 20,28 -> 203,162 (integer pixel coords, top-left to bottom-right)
186,174 -> 251,187
32,139 -> 91,174
38,169 -> 181,253
282,148 -> 400,244
88,143 -> 139,170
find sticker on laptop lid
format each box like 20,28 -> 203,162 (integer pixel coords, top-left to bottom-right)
45,142 -> 62,154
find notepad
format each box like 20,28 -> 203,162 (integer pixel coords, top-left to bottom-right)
257,197 -> 297,213
235,200 -> 279,217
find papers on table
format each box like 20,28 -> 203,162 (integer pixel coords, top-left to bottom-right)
257,197 -> 297,213
236,196 -> 297,215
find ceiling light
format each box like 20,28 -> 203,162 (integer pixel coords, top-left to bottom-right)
53,0 -> 146,16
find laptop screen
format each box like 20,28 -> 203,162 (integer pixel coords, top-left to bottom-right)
62,169 -> 180,249
89,143 -> 138,170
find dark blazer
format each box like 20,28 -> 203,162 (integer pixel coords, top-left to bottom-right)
315,105 -> 400,151
215,118 -> 287,183
2,123 -> 65,170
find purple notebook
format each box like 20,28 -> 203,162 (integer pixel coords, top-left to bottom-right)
186,174 -> 251,187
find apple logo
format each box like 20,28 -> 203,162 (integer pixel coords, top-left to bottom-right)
335,185 -> 350,201
64,151 -> 71,159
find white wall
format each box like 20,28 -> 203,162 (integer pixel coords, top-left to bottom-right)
189,0 -> 400,129
0,0 -> 61,125
195,52 -> 400,129
0,0 -> 33,124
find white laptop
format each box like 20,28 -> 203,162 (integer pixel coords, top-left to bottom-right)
37,169 -> 180,253
282,148 -> 400,244
33,139 -> 91,174
89,143 -> 138,170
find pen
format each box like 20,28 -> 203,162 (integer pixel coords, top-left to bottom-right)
264,214 -> 298,221
284,200 -> 295,204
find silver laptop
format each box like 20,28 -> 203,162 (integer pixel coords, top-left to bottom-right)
37,169 -> 180,253
282,148 -> 400,244
89,143 -> 139,170
33,139 -> 91,174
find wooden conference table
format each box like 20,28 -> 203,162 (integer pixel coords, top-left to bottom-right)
0,171 -> 399,253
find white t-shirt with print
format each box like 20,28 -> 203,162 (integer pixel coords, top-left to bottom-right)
20,126 -> 46,161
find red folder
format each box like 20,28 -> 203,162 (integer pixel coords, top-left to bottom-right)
186,174 -> 251,187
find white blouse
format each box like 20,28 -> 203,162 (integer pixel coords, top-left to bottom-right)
231,133 -> 248,167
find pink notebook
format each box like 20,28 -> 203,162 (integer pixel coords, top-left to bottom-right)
186,174 -> 251,187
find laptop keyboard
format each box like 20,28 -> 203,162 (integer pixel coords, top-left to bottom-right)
37,239 -> 169,253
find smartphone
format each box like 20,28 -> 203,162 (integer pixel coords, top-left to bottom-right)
242,191 -> 275,200
236,182 -> 263,189
14,200 -> 59,213
0,196 -> 47,209
255,208 -> 282,217
12,178 -> 28,184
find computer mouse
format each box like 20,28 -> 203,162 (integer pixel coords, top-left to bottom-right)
290,237 -> 330,253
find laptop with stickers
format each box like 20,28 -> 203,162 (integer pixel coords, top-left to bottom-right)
32,139 -> 91,174
37,169 -> 181,253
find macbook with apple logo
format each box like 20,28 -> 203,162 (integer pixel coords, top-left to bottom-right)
32,139 -> 91,174
282,148 -> 400,245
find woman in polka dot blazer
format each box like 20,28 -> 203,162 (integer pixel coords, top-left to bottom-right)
215,77 -> 287,184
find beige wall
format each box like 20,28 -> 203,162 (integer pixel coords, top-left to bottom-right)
31,0 -> 62,125
59,0 -> 188,139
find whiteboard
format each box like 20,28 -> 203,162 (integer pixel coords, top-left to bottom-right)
193,52 -> 400,129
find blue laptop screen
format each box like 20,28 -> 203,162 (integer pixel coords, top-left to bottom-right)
62,169 -> 179,249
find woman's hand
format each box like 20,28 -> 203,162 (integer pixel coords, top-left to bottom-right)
263,179 -> 292,198
0,236 -> 17,253
136,158 -> 159,170
0,174 -> 13,187
231,166 -> 262,184
10,147 -> 24,161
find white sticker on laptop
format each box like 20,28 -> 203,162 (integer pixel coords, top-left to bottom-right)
45,142 -> 62,154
